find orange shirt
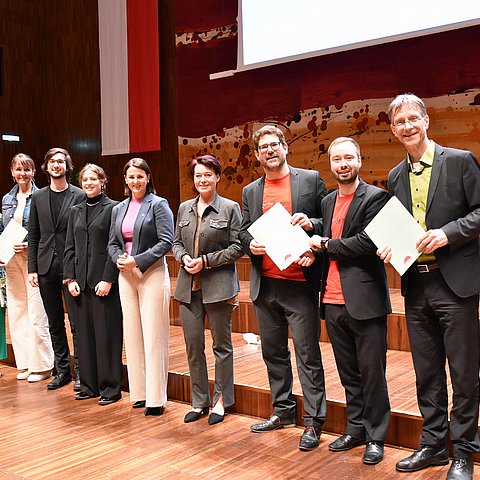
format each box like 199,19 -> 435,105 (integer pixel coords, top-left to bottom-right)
323,192 -> 355,304
261,173 -> 305,282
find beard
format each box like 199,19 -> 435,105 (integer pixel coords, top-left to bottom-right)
262,154 -> 286,172
333,167 -> 359,185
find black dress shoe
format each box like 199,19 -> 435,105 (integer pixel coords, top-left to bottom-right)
47,373 -> 72,390
132,400 -> 146,409
75,391 -> 95,400
208,412 -> 224,425
250,414 -> 296,432
144,406 -> 165,416
184,407 -> 209,423
329,434 -> 365,452
99,393 -> 122,405
396,445 -> 449,472
363,441 -> 384,465
73,378 -> 81,391
447,457 -> 473,480
298,425 -> 321,451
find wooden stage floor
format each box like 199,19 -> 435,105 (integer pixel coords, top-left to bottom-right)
169,325 -> 425,416
0,364 -> 466,480
1,320 -> 455,448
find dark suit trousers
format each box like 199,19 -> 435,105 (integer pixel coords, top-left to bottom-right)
253,277 -> 326,427
180,290 -> 235,409
38,255 -> 79,377
73,286 -> 123,398
405,268 -> 480,457
325,304 -> 390,442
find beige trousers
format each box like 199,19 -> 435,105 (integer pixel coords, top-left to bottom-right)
6,251 -> 54,372
119,258 -> 170,407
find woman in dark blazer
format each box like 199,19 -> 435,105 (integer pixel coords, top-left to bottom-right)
64,164 -> 122,405
173,155 -> 243,425
108,158 -> 174,416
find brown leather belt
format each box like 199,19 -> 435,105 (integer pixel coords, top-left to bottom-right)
414,262 -> 440,273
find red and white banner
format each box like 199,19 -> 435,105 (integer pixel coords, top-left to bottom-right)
98,0 -> 160,155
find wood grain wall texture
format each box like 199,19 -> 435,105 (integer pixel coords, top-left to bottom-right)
0,0 -> 179,211
175,0 -> 480,204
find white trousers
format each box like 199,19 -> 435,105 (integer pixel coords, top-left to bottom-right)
119,259 -> 170,407
6,251 -> 54,372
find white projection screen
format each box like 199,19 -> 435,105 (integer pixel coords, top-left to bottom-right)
213,0 -> 480,78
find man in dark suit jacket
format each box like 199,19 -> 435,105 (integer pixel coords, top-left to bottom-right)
239,125 -> 327,451
311,137 -> 391,465
28,148 -> 85,390
378,94 -> 480,480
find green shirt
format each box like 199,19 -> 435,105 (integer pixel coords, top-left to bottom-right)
409,141 -> 436,263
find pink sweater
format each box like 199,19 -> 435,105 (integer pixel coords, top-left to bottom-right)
121,197 -> 143,255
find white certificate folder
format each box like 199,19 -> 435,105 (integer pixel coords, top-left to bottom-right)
0,220 -> 28,265
247,202 -> 311,271
364,196 -> 425,276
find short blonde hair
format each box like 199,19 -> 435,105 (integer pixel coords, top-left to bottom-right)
328,137 -> 361,159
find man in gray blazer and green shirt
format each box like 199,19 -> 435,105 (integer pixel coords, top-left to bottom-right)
239,125 -> 327,451
378,93 -> 480,480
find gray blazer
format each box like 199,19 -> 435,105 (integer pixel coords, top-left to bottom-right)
173,193 -> 243,304
388,143 -> 480,297
108,193 -> 174,273
239,166 -> 327,301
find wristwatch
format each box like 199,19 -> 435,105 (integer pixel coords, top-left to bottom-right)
320,237 -> 329,250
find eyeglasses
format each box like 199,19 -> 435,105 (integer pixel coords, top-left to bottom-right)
392,116 -> 425,128
48,159 -> 66,165
257,142 -> 283,153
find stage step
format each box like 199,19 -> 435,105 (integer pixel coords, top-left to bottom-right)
168,277 -> 411,352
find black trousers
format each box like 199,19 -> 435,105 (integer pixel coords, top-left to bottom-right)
72,285 -> 123,398
253,277 -> 326,427
405,268 -> 480,457
325,304 -> 390,442
38,255 -> 79,377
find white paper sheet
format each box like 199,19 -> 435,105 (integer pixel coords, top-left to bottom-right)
247,202 -> 311,271
0,220 -> 28,265
364,196 -> 425,276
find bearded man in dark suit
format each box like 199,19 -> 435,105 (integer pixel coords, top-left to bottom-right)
239,125 -> 327,451
311,137 -> 391,466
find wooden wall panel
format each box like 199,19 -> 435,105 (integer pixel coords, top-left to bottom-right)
0,1 -> 46,193
0,1 -> 179,212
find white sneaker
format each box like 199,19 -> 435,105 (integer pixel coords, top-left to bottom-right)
28,371 -> 52,382
16,370 -> 30,380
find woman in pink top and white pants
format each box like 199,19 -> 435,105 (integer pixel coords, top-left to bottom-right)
108,158 -> 174,416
